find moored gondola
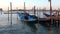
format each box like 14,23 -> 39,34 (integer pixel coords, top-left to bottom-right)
18,13 -> 38,24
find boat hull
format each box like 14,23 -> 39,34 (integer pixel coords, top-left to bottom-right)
21,19 -> 38,24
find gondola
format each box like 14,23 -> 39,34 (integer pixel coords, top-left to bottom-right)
44,13 -> 55,17
44,12 -> 60,17
18,13 -> 38,24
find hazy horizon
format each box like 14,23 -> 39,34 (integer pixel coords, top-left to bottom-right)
0,0 -> 60,10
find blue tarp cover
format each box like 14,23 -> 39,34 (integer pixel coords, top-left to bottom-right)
18,13 -> 37,21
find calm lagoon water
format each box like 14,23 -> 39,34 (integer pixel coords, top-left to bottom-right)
0,11 -> 59,34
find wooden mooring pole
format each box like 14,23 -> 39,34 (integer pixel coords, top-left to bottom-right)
8,7 -> 9,22
1,10 -> 2,15
16,7 -> 18,21
23,2 -> 26,13
34,6 -> 36,16
57,9 -> 59,28
10,2 -> 12,25
48,0 -> 53,25
23,2 -> 26,33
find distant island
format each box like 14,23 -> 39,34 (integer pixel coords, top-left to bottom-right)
9,9 -> 56,11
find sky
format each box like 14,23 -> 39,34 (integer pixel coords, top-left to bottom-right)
0,0 -> 60,10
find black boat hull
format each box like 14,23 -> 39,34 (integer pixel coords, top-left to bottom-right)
21,19 -> 38,24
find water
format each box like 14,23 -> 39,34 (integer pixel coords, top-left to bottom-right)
0,11 -> 59,34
